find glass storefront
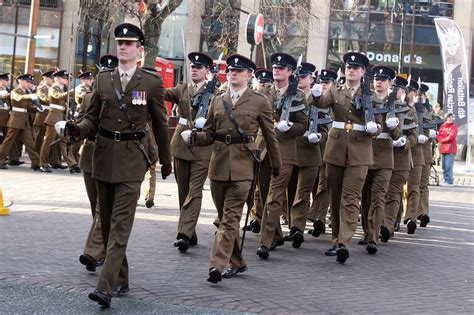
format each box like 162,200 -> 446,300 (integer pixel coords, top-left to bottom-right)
327,0 -> 455,105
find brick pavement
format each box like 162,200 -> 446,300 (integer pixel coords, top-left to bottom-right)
0,165 -> 473,314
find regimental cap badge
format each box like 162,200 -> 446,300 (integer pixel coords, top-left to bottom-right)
379,69 -> 383,74
234,58 -> 239,64
351,55 -> 355,61
277,56 -> 282,61
123,28 -> 128,35
195,55 -> 199,60
108,59 -> 112,65
323,71 -> 327,76
262,72 -> 266,77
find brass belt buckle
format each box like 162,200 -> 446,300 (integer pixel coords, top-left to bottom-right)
224,134 -> 232,144
345,122 -> 353,132
114,131 -> 121,142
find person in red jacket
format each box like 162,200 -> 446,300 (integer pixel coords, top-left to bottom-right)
437,113 -> 458,186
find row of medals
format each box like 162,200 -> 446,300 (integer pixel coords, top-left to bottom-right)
131,91 -> 147,105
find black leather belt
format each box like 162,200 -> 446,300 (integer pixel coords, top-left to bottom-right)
99,127 -> 145,142
215,134 -> 254,145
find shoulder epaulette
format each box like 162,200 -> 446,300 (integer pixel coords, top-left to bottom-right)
99,68 -> 114,74
252,90 -> 266,98
141,68 -> 162,79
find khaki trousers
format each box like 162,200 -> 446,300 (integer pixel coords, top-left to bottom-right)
418,163 -> 431,218
250,155 -> 271,223
361,169 -> 392,244
96,180 -> 141,295
176,159 -> 209,239
326,163 -> 368,247
406,165 -> 423,222
0,127 -> 39,166
289,165 -> 319,231
308,163 -> 329,223
40,125 -> 77,168
0,126 -> 20,161
34,125 -> 61,165
209,180 -> 251,271
145,161 -> 157,202
384,170 -> 410,234
260,164 -> 294,248
83,171 -> 105,260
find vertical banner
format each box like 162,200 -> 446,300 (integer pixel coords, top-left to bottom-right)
434,18 -> 470,128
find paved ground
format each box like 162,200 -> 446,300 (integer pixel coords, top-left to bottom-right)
0,162 -> 473,314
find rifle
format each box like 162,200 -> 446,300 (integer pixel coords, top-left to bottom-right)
240,150 -> 261,255
276,55 -> 304,123
354,71 -> 389,123
192,52 -> 224,126
27,89 -> 44,112
307,106 -> 332,136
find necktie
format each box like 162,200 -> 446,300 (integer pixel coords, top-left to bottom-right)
349,87 -> 355,98
193,84 -> 198,94
232,93 -> 239,105
121,73 -> 129,91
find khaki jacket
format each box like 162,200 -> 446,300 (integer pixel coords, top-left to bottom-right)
33,83 -> 50,127
408,103 -> 425,166
296,94 -> 324,167
78,93 -> 95,173
45,83 -> 68,126
393,102 -> 418,171
256,84 -> 307,165
77,67 -> 171,183
0,86 -> 10,127
7,87 -> 37,130
165,82 -> 212,161
195,88 -> 281,181
314,84 -> 382,167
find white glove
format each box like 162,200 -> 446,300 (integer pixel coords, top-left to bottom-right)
0,90 -> 8,97
385,117 -> 399,130
30,94 -> 38,101
365,121 -> 378,134
414,96 -> 420,104
195,117 -> 206,129
54,121 -> 68,138
277,121 -> 293,133
428,129 -> 437,139
181,130 -> 192,144
308,132 -> 322,144
392,136 -> 407,147
418,134 -> 428,144
311,84 -> 323,97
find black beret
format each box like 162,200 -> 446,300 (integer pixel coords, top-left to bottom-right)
188,52 -> 213,68
371,65 -> 396,80
114,23 -> 145,45
254,68 -> 273,83
99,55 -> 118,69
270,53 -> 297,70
343,52 -> 370,68
41,70 -> 55,78
226,54 -> 256,71
319,69 -> 338,82
17,73 -> 35,83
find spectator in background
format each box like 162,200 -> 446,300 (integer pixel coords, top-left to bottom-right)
433,103 -> 444,165
437,113 -> 458,186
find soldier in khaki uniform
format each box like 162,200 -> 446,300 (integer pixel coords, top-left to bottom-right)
283,62 -> 323,248
359,65 -> 401,254
165,52 -> 213,252
243,68 -> 274,234
33,70 -> 64,169
62,23 -> 172,308
404,79 -> 426,234
307,69 -> 337,237
417,83 -> 436,228
383,76 -> 419,239
39,70 -> 79,173
0,73 -> 19,163
255,53 -> 307,260
77,56 -> 117,273
311,52 -> 381,263
0,74 -> 41,170
182,54 -> 281,283
71,71 -> 94,161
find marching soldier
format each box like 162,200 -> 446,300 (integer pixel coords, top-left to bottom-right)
253,68 -> 273,91
359,65 -> 401,254
33,70 -> 64,169
0,73 -> 17,164
383,76 -> 418,240
60,23 -> 172,308
403,79 -> 426,234
311,52 -> 381,263
165,52 -> 214,253
71,71 -> 94,161
0,74 -> 41,170
77,56 -> 117,273
307,69 -> 337,236
284,62 -> 323,248
182,54 -> 281,283
256,53 -> 307,259
417,83 -> 436,227
39,70 -> 79,173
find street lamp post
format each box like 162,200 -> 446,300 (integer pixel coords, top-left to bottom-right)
25,0 -> 40,74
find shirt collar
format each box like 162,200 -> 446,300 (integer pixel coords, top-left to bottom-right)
192,80 -> 205,91
229,86 -> 247,98
118,65 -> 137,78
